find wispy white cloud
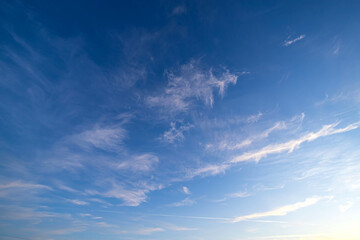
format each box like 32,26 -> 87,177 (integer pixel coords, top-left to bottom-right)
0,205 -> 65,221
67,199 -> 89,205
95,221 -> 118,228
166,224 -> 198,231
170,197 -> 196,207
136,227 -> 164,235
116,153 -> 159,172
315,92 -> 346,106
223,121 -> 287,151
207,113 -> 304,152
56,183 -> 80,193
247,112 -> 263,123
231,121 -> 360,163
212,189 -> 251,203
98,183 -> 163,207
70,125 -> 126,152
228,190 -> 251,198
104,187 -> 148,206
284,34 -> 306,46
0,180 -> 52,199
232,196 -> 326,222
160,122 -> 193,143
188,163 -> 230,178
64,114 -> 132,154
147,60 -> 238,114
88,198 -> 112,206
188,120 -> 359,182
0,180 -> 51,191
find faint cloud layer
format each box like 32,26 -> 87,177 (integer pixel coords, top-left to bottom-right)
147,60 -> 238,114
172,5 -> 187,16
160,122 -> 193,143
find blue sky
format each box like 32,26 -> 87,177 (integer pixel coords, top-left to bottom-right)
1,0 -> 360,239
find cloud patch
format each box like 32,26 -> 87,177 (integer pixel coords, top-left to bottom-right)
231,121 -> 360,163
160,122 -> 193,143
117,153 -> 159,172
147,60 -> 238,114
284,34 -> 306,46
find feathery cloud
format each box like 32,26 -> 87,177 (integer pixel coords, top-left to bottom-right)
147,60 -> 238,114
99,183 -> 163,206
229,191 -> 251,198
0,181 -> 51,191
67,199 -> 89,205
189,163 -> 230,178
160,122 -> 193,143
170,197 -> 196,207
247,112 -> 263,123
70,125 -> 126,152
224,121 -> 287,151
117,153 -> 159,172
136,227 -> 164,235
207,113 -> 304,152
232,196 -> 325,222
284,34 -> 306,46
231,121 -> 360,163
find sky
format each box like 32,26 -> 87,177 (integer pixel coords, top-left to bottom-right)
1,0 -> 360,239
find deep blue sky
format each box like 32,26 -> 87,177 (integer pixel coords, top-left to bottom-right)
1,1 -> 360,239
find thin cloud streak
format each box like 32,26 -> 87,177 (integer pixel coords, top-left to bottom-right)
207,113 -> 304,151
135,227 -> 164,235
284,34 -> 306,46
231,121 -> 360,163
232,196 -> 326,223
170,197 -> 196,207
67,199 -> 89,205
189,120 -> 360,181
0,181 -> 52,191
116,153 -> 159,172
188,163 -> 231,178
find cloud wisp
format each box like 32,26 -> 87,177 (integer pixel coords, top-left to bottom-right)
188,120 -> 360,180
69,124 -> 127,153
232,196 -> 326,223
222,121 -> 287,151
206,113 -> 305,152
170,197 -> 196,207
160,122 -> 193,143
0,181 -> 52,191
231,121 -> 360,163
284,34 -> 306,46
147,60 -> 238,114
116,153 -> 159,172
